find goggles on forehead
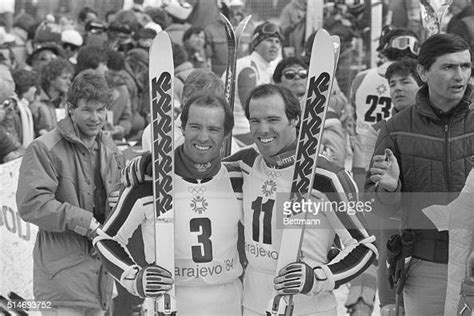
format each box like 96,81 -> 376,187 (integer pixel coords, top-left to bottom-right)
252,22 -> 282,42
282,69 -> 308,80
388,36 -> 420,55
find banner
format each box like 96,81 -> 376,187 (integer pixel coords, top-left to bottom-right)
0,158 -> 37,299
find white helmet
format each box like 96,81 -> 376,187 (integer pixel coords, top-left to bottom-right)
163,0 -> 193,20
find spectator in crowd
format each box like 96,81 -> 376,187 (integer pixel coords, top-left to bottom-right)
26,44 -> 62,72
83,19 -> 108,47
446,0 -> 474,54
272,56 -> 347,168
352,27 -> 420,189
34,57 -> 73,136
76,45 -> 132,140
124,48 -> 150,127
0,64 -> 22,143
11,13 -> 36,67
225,21 -> 282,147
279,0 -> 306,57
60,29 -> 83,65
106,12 -> 137,54
172,42 -> 194,112
163,0 -> 193,46
12,68 -> 37,147
77,6 -> 99,36
387,0 -> 423,40
106,49 -> 144,140
366,33 -> 474,315
182,26 -> 211,69
16,70 -> 123,315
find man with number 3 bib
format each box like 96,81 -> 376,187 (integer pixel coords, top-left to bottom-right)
94,94 -> 244,316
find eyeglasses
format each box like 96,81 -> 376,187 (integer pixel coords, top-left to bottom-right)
388,36 -> 420,55
282,69 -> 308,80
0,98 -> 15,110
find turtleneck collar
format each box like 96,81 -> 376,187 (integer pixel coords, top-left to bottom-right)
174,145 -> 221,181
263,141 -> 297,169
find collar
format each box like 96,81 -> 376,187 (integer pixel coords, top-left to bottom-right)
174,145 -> 221,181
251,51 -> 272,68
415,84 -> 472,121
263,141 -> 297,169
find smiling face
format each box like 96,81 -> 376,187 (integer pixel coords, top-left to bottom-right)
418,50 -> 471,111
388,74 -> 419,112
182,103 -> 226,164
254,37 -> 281,63
248,93 -> 298,162
70,98 -> 107,145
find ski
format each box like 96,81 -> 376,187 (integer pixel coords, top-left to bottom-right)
266,29 -> 337,316
305,0 -> 324,40
146,31 -> 176,316
370,0 -> 383,68
420,0 -> 452,36
221,13 -> 252,157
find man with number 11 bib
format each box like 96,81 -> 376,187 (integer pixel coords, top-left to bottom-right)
225,84 -> 378,315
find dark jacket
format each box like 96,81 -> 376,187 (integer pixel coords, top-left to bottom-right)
447,5 -> 474,50
365,84 -> 474,261
16,116 -> 124,309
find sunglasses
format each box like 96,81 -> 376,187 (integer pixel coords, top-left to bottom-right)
388,36 -> 420,55
282,69 -> 308,80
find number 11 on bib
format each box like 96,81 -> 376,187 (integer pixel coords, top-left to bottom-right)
148,31 -> 176,316
266,29 -> 338,316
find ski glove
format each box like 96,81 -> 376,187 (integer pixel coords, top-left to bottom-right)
274,262 -> 328,295
122,264 -> 173,298
121,153 -> 152,187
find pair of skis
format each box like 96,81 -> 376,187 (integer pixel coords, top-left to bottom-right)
147,15 -> 251,315
267,29 -> 340,316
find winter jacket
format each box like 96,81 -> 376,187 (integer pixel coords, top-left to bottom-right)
106,71 -> 133,138
16,116 -> 124,310
366,84 -> 474,263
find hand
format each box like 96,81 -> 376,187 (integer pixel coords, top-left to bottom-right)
369,148 -> 400,192
274,262 -> 327,295
121,153 -> 152,187
135,265 -> 173,298
108,190 -> 120,209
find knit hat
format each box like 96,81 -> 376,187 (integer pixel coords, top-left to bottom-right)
250,21 -> 283,52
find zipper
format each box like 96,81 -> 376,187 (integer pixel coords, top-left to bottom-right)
444,124 -> 451,191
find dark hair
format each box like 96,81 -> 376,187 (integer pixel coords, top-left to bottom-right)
245,84 -> 301,121
75,45 -> 108,76
68,69 -> 113,109
12,69 -> 37,99
418,33 -> 471,69
39,57 -> 74,91
171,42 -> 188,68
78,7 -> 98,23
273,56 -> 307,83
180,94 -> 234,136
105,9 -> 118,23
183,69 -> 224,103
106,49 -> 125,71
182,26 -> 205,43
380,28 -> 420,60
385,58 -> 423,86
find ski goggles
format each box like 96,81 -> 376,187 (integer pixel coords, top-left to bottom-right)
282,69 -> 308,80
252,22 -> 282,42
388,36 -> 420,55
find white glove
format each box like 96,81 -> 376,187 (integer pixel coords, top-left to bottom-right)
121,265 -> 173,298
274,262 -> 329,295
